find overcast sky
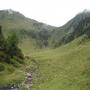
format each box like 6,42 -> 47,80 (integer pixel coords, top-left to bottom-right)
0,0 -> 90,26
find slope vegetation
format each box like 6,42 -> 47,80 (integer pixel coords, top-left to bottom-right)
50,11 -> 90,47
30,36 -> 90,90
0,9 -> 55,49
0,9 -> 90,90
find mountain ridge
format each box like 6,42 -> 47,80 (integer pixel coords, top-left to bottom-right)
0,9 -> 90,49
0,9 -> 55,30
50,11 -> 90,47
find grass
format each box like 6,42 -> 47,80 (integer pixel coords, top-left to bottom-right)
0,9 -> 90,90
0,62 -> 25,88
19,38 -> 36,55
26,36 -> 90,90
0,36 -> 90,90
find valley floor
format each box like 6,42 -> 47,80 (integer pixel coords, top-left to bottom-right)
0,36 -> 90,90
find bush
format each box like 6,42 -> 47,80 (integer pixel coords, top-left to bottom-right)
0,64 -> 5,72
9,58 -> 20,67
0,26 -> 24,66
7,66 -> 15,73
13,56 -> 24,64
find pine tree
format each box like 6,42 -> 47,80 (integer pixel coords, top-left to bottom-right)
7,32 -> 24,63
0,26 -> 6,50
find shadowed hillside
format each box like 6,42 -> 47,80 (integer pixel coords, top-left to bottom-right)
49,11 -> 90,47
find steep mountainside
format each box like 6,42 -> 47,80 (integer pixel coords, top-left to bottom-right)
0,9 -> 55,49
0,9 -> 55,31
0,9 -> 90,49
50,11 -> 90,47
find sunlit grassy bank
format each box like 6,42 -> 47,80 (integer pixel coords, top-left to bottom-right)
28,36 -> 90,90
0,62 -> 25,88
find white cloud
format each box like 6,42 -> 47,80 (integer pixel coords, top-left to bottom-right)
0,0 -> 90,26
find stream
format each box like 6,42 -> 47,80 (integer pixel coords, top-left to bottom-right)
0,58 -> 39,90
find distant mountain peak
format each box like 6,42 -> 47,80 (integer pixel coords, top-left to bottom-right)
0,9 -> 15,13
7,9 -> 14,14
83,9 -> 90,13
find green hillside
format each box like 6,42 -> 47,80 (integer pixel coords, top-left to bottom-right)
0,9 -> 55,49
49,11 -> 90,47
0,9 -> 55,31
0,9 -> 90,90
1,9 -> 90,49
0,26 -> 25,88
30,36 -> 90,90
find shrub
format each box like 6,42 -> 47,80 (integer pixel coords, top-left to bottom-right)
0,64 -> 5,72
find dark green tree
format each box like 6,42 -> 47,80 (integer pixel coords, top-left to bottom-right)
7,32 -> 24,63
0,26 -> 6,50
0,26 -> 10,63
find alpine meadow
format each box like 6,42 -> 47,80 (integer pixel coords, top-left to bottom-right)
0,9 -> 90,90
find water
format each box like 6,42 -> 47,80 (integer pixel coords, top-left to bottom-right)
0,87 -> 18,90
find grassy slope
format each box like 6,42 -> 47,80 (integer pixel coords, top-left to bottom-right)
0,10 -> 90,90
27,36 -> 90,90
0,62 -> 25,88
19,38 -> 36,55
0,35 -> 90,90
